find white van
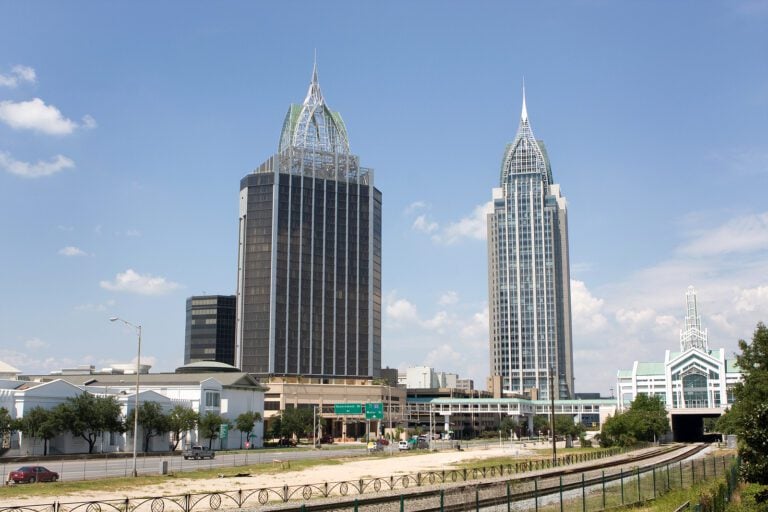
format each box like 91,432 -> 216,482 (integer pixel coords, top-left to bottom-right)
398,440 -> 410,451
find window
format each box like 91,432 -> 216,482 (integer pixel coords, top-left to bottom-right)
205,391 -> 221,408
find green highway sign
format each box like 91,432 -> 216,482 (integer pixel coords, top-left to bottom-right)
365,402 -> 384,420
334,403 -> 362,415
219,423 -> 229,440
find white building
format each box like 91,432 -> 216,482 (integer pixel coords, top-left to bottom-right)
617,287 -> 742,413
2,362 -> 266,456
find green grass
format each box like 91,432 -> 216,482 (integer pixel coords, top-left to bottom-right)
455,446 -> 616,470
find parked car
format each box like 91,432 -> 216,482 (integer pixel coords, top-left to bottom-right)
182,445 -> 215,460
278,437 -> 297,447
8,466 -> 59,484
319,434 -> 334,444
398,440 -> 410,451
367,441 -> 384,452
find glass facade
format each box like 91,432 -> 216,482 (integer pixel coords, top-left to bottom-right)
487,97 -> 574,399
184,295 -> 236,365
235,66 -> 382,378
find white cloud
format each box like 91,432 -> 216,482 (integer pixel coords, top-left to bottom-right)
615,308 -> 655,327
733,285 -> 768,312
81,114 -> 97,129
124,229 -> 142,237
423,310 -> 451,331
404,201 -> 428,215
0,98 -> 93,135
432,201 -> 493,245
412,214 -> 438,234
0,65 -> 36,87
24,337 -> 49,350
423,344 -> 463,368
385,292 -> 420,324
100,269 -> 181,296
0,151 -> 74,178
438,291 -> 459,306
58,246 -> 87,257
679,212 -> 768,257
570,279 -> 607,333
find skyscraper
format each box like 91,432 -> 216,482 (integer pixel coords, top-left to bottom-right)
184,295 -> 236,365
487,92 -> 574,399
235,64 -> 382,379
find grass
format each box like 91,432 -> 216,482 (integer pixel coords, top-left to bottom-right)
455,446 -> 617,470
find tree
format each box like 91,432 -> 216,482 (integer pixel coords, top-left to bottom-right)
54,393 -> 123,454
533,415 -> 551,436
167,405 -> 198,450
235,411 -> 262,448
599,394 -> 669,447
277,407 -> 313,439
555,415 -> 585,439
198,412 -> 230,449
716,322 -> 768,484
0,407 -> 15,450
17,407 -> 59,455
125,401 -> 170,452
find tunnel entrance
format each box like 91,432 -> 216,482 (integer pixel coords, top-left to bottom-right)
671,413 -> 721,442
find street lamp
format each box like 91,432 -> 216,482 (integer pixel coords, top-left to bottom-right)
110,316 -> 142,477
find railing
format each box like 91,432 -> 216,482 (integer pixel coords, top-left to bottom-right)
2,447 -> 731,512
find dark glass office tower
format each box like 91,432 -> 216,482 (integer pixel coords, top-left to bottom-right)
487,92 -> 574,399
235,64 -> 382,378
184,295 -> 236,365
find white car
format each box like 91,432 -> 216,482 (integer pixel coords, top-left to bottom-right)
398,440 -> 410,451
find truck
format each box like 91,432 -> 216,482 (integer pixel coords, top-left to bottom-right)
183,445 -> 215,460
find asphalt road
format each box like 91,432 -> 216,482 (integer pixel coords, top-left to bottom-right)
1,446 -> 371,482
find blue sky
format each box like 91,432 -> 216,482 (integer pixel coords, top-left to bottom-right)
1,1 -> 767,394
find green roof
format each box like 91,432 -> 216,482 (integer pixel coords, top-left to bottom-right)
636,362 -> 665,376
726,359 -> 740,373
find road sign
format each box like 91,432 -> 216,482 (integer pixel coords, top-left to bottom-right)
334,403 -> 362,415
219,423 -> 229,440
365,402 -> 384,420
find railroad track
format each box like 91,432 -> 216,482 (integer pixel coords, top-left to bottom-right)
276,443 -> 709,512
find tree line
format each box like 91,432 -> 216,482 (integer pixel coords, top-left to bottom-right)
0,394 -> 262,454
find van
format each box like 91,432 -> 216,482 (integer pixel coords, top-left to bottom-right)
398,440 -> 410,451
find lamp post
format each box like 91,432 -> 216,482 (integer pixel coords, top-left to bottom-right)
110,317 -> 142,477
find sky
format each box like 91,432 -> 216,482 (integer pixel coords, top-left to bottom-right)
1,1 -> 767,395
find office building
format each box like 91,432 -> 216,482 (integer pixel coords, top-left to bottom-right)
184,295 -> 236,365
487,92 -> 574,399
235,64 -> 382,378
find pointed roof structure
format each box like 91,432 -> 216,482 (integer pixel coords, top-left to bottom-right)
500,86 -> 552,185
680,286 -> 709,352
278,60 -> 350,155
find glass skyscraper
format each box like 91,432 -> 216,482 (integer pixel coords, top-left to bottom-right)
487,93 -> 574,399
235,65 -> 382,378
184,295 -> 236,365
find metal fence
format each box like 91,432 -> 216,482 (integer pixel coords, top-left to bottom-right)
0,448 -> 729,512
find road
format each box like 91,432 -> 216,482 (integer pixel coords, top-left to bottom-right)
1,445 -> 369,482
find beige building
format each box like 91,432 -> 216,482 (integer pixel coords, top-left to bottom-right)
262,376 -> 405,440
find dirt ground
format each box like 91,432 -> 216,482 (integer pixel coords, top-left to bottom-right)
10,442 -> 543,504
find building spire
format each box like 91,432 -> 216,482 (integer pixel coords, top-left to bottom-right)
680,285 -> 709,352
303,52 -> 324,107
521,79 -> 528,122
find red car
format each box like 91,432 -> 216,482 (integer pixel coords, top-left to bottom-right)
8,466 -> 59,483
